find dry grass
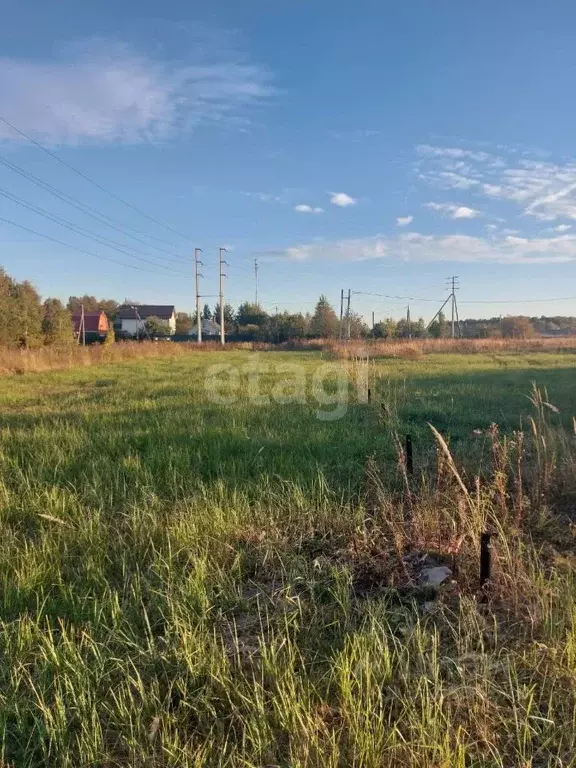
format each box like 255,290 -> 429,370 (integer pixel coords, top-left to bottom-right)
0,340 -> 258,375
324,335 -> 576,359
4,336 -> 575,377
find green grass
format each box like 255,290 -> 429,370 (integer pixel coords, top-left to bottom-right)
1,349 -> 576,766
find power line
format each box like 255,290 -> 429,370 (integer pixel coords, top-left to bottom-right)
0,153 -> 189,264
0,215 -> 187,276
0,185 -> 189,276
352,290 -> 442,303
0,111 -> 192,241
459,296 -> 576,304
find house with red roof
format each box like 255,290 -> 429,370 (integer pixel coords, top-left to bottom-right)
72,311 -> 110,340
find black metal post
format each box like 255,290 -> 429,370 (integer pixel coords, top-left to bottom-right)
406,434 -> 413,475
480,532 -> 491,588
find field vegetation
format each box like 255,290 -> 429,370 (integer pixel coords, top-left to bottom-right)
1,348 -> 576,766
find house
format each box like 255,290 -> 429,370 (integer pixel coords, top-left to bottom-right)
188,318 -> 221,338
72,311 -> 110,340
115,305 -> 176,337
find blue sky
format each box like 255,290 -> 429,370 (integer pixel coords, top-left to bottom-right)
2,0 -> 576,321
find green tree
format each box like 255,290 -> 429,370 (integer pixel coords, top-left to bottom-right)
428,310 -> 449,339
42,298 -> 73,346
412,318 -> 427,338
310,295 -> 339,338
502,315 -> 535,339
144,316 -> 170,337
373,318 -> 397,339
0,267 -> 17,346
67,296 -> 118,321
67,295 -> 99,313
213,303 -> 235,325
13,280 -> 43,348
348,312 -> 369,339
97,299 -> 119,321
235,302 -> 268,327
175,312 -> 192,334
270,312 -> 309,342
202,304 -> 212,320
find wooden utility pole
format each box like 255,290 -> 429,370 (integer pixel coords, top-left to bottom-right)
195,247 -> 203,344
372,310 -> 375,331
81,304 -> 86,346
254,258 -> 259,306
406,305 -> 411,339
219,247 -> 227,346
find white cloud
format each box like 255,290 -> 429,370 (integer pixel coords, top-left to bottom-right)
396,215 -> 414,227
417,144 -> 498,163
276,231 -> 576,265
546,223 -> 572,233
453,206 -> 480,219
419,145 -> 576,222
0,38 -> 272,145
425,202 -> 480,219
330,192 -> 357,207
294,204 -> 323,214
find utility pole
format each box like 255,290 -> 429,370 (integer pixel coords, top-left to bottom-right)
372,310 -> 375,331
219,247 -> 228,346
407,305 -> 412,339
195,247 -> 203,344
339,289 -> 344,339
346,289 -> 351,340
446,276 -> 460,338
254,258 -> 259,306
80,304 -> 86,346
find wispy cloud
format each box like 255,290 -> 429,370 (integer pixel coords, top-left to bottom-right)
417,144 -> 499,164
546,224 -> 572,233
396,215 -> 413,227
330,191 -> 357,207
0,37 -> 272,145
419,144 -> 576,222
294,204 -> 323,214
243,191 -> 282,203
275,231 -> 576,264
425,202 -> 480,219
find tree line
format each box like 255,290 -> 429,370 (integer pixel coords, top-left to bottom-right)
0,263 -> 572,346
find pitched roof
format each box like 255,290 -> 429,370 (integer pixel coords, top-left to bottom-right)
117,305 -> 175,320
72,311 -> 109,333
189,318 -> 221,336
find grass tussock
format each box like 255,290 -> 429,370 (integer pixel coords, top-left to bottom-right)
1,350 -> 576,766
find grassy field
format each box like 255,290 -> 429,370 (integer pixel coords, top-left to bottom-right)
2,348 -> 576,766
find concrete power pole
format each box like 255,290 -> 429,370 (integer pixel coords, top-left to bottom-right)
447,276 -> 460,338
219,247 -> 228,346
346,289 -> 351,340
339,289 -> 344,339
195,247 -> 203,344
